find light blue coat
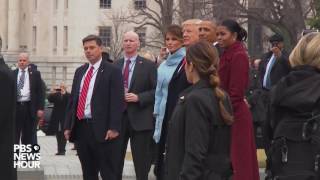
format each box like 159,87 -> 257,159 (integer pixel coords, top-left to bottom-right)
153,47 -> 186,143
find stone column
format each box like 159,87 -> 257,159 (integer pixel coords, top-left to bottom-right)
0,0 -> 8,53
7,0 -> 20,52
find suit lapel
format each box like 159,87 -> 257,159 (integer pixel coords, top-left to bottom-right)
75,64 -> 89,100
171,60 -> 184,81
14,69 -> 18,85
129,56 -> 143,91
28,69 -> 33,92
92,62 -> 104,97
116,58 -> 124,69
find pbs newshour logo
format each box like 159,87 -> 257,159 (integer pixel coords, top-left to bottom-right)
14,144 -> 41,168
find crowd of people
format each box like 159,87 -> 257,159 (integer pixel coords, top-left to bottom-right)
2,17 -> 320,180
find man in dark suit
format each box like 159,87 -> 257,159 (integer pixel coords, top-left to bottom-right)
102,51 -> 113,63
259,34 -> 291,90
64,35 -> 124,180
114,31 -> 157,180
0,56 -> 16,180
14,52 -> 44,145
47,83 -> 70,155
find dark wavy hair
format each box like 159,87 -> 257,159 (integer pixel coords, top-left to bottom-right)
220,19 -> 247,42
186,41 -> 234,125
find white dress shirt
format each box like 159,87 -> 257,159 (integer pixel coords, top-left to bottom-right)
79,58 -> 102,118
17,67 -> 31,102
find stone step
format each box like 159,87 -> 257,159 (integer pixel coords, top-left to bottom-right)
17,167 -> 44,180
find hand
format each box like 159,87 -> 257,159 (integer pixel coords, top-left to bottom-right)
271,47 -> 282,58
64,130 -> 71,140
125,93 -> 139,102
37,110 -> 44,119
61,88 -> 66,95
105,130 -> 119,140
38,118 -> 45,127
244,98 -> 251,108
159,47 -> 169,60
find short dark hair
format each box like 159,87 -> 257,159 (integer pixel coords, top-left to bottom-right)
82,35 -> 103,46
269,34 -> 284,43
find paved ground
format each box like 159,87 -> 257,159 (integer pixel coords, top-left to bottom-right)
17,134 -> 266,180
18,135 -> 155,180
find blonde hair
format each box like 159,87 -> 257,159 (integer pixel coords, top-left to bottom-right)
289,32 -> 320,69
182,19 -> 202,27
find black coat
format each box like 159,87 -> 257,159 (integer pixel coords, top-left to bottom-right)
265,65 -> 320,150
47,92 -> 70,134
14,68 -> 45,119
259,50 -> 291,88
165,80 -> 232,180
64,61 -> 124,142
264,65 -> 320,176
0,63 -> 16,180
164,59 -> 191,129
114,56 -> 157,131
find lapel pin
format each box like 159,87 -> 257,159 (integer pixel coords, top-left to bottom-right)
101,69 -> 104,72
139,61 -> 142,64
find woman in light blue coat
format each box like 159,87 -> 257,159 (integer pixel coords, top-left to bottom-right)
153,25 -> 185,179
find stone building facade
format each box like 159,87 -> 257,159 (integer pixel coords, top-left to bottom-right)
0,0 -> 158,88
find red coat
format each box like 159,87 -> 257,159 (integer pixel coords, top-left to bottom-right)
218,41 -> 259,180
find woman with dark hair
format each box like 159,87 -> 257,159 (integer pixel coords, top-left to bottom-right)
165,41 -> 233,180
153,24 -> 186,179
217,19 -> 259,180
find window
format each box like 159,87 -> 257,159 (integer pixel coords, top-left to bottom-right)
135,27 -> 146,48
134,0 -> 146,9
62,67 -> 67,82
52,67 -> 57,86
100,0 -> 111,9
64,0 -> 68,9
32,26 -> 37,51
63,26 -> 68,51
53,26 -> 58,53
99,26 -> 112,47
34,0 -> 38,10
54,0 -> 58,10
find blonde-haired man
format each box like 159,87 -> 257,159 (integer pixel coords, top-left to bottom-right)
182,19 -> 202,47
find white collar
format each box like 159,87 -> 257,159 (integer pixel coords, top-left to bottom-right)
19,67 -> 28,72
89,58 -> 102,70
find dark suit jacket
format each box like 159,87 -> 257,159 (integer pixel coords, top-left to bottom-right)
47,92 -> 70,134
114,56 -> 157,131
164,60 -> 191,124
0,63 -> 16,180
64,60 -> 124,142
14,68 -> 45,119
259,50 -> 291,88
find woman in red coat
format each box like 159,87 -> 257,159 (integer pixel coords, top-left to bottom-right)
217,19 -> 259,180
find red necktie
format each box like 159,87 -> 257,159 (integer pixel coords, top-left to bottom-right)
123,59 -> 131,88
77,66 -> 94,120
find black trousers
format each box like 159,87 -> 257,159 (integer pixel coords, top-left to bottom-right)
15,102 -> 34,145
154,115 -> 169,180
75,120 -> 119,180
117,113 -> 153,180
56,130 -> 66,153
